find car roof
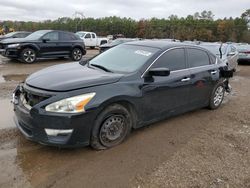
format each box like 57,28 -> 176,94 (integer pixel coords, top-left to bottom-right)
126,40 -> 208,51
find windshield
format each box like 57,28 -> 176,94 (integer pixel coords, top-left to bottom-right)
76,32 -> 86,38
4,32 -> 17,37
200,44 -> 227,56
89,44 -> 159,73
25,30 -> 51,40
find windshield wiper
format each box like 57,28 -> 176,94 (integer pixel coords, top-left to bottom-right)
91,64 -> 113,73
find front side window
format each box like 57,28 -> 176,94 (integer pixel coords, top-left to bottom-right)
152,48 -> 186,71
43,32 -> 59,41
187,48 -> 210,68
85,34 -> 91,39
89,44 -> 159,73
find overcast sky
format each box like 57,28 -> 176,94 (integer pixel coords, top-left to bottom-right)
0,0 -> 249,21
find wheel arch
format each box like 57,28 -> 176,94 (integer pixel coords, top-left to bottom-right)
96,98 -> 139,129
19,44 -> 40,55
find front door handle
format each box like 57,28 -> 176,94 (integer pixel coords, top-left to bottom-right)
211,70 -> 217,75
181,78 -> 191,82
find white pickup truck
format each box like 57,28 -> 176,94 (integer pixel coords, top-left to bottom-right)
75,31 -> 109,49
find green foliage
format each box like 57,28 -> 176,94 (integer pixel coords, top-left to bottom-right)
1,10 -> 249,42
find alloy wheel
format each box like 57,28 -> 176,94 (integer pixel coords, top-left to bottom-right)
73,49 -> 82,61
23,49 -> 36,63
213,86 -> 224,106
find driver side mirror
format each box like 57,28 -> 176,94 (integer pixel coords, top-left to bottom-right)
148,67 -> 170,77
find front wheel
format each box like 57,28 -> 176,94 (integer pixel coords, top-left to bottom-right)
71,48 -> 83,61
209,83 -> 225,110
21,48 -> 37,63
90,104 -> 132,150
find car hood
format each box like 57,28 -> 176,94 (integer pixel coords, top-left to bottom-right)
26,62 -> 123,92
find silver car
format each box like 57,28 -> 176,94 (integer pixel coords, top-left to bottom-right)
235,43 -> 250,63
199,43 -> 239,71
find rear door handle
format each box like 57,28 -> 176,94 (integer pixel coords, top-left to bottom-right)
211,70 -> 217,75
181,78 -> 190,82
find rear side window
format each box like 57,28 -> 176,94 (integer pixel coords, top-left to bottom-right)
60,32 -> 76,40
187,48 -> 210,68
231,46 -> 236,53
152,48 -> 186,71
209,54 -> 216,64
91,34 -> 96,38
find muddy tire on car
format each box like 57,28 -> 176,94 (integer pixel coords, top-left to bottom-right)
90,104 -> 132,150
209,83 -> 225,110
21,48 -> 37,64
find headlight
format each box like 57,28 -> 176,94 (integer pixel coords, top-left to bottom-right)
45,93 -> 96,113
8,43 -> 20,48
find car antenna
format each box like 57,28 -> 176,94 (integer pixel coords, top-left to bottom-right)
219,42 -> 223,59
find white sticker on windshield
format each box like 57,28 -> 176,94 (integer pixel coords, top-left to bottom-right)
135,50 -> 152,57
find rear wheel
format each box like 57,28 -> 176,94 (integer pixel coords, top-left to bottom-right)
209,83 -> 225,110
71,48 -> 83,61
21,48 -> 36,63
90,104 -> 132,150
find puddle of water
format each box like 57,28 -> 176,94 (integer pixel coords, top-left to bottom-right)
0,99 -> 15,129
3,74 -> 29,82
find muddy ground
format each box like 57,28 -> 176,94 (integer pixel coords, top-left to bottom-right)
0,52 -> 249,188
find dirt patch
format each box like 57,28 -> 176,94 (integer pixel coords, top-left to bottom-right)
0,53 -> 250,188
136,70 -> 250,188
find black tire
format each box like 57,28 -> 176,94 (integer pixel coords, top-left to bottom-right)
71,48 -> 83,61
21,48 -> 36,64
90,104 -> 132,150
209,83 -> 225,110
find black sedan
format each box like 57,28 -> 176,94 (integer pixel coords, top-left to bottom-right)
0,30 -> 85,63
0,31 -> 31,41
12,41 -> 233,149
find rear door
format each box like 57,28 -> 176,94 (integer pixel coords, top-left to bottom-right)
187,48 -> 219,107
58,32 -> 75,56
141,48 -> 191,121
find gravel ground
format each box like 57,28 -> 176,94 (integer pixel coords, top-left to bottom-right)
137,66 -> 250,188
0,53 -> 249,188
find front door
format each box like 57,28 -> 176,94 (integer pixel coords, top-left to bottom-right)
141,48 -> 191,122
39,31 -> 60,57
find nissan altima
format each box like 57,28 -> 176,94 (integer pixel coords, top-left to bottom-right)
13,41 -> 233,149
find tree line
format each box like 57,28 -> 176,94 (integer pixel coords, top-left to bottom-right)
1,10 -> 250,43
